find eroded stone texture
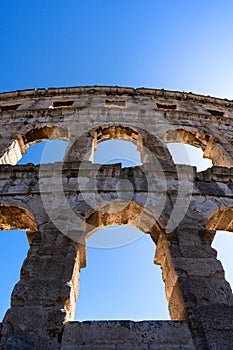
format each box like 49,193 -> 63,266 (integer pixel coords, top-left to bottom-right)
0,86 -> 233,349
61,321 -> 195,349
0,224 -> 83,349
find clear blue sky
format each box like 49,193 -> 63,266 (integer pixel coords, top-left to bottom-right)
0,0 -> 233,321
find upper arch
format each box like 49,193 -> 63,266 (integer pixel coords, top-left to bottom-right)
65,123 -> 174,168
164,127 -> 232,167
207,206 -> 233,233
0,125 -> 70,165
0,204 -> 37,231
164,128 -> 209,150
83,200 -> 165,244
23,125 -> 70,147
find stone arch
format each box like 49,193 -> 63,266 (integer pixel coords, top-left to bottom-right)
207,206 -> 233,233
93,125 -> 140,146
66,123 -> 174,168
83,200 -> 165,245
165,128 -> 209,150
23,125 -> 69,147
0,204 -> 38,232
66,124 -> 142,162
0,125 -> 70,165
164,128 -> 232,167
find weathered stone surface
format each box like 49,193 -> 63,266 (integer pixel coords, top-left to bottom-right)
0,306 -> 65,349
60,321 -> 195,350
0,86 -> 233,349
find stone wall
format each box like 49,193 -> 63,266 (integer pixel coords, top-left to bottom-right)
0,86 -> 233,349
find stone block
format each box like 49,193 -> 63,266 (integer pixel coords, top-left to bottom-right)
61,321 -> 195,349
11,279 -> 72,307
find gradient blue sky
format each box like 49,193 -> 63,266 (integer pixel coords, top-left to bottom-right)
1,0 -> 233,321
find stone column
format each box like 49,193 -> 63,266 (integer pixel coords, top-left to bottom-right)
0,224 -> 85,350
65,132 -> 93,162
155,228 -> 233,350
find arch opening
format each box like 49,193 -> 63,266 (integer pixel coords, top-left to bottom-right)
65,123 -> 174,168
0,204 -> 37,321
75,225 -> 169,321
165,128 -> 213,171
167,143 -> 212,171
0,126 -> 69,165
0,230 -> 29,321
207,207 -> 233,290
74,202 -> 169,321
165,128 -> 232,168
92,125 -> 142,167
94,140 -> 142,168
18,139 -> 68,165
212,230 -> 233,290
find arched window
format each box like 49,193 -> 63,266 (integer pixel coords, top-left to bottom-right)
165,129 -> 213,171
0,229 -> 29,320
167,143 -> 212,171
212,230 -> 233,289
0,204 -> 37,320
18,139 -> 68,165
207,206 -> 233,289
165,128 -> 232,169
74,201 -> 170,321
94,139 -> 142,167
92,125 -> 142,167
75,225 -> 169,321
0,126 -> 69,165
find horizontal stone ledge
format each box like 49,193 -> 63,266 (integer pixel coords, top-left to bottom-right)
1,163 -> 233,181
61,320 -> 195,349
0,186 -> 232,201
0,161 -> 181,173
0,85 -> 232,107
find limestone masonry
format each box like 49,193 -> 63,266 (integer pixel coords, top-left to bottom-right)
0,86 -> 233,349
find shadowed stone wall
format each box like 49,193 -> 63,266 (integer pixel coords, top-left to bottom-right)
0,86 -> 233,349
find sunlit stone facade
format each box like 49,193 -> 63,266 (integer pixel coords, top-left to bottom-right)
0,86 -> 233,349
